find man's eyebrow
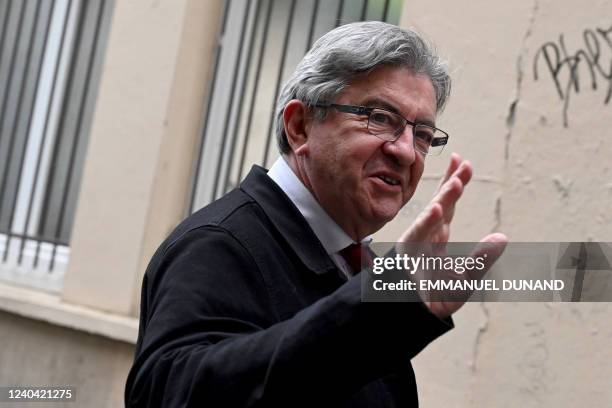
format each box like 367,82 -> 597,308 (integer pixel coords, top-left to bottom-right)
362,97 -> 399,113
361,97 -> 437,128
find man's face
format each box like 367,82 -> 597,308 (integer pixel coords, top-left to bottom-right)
295,66 -> 437,240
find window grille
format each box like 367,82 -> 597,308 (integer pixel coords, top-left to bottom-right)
0,0 -> 114,292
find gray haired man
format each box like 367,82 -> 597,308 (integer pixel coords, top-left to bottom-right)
126,21 -> 507,407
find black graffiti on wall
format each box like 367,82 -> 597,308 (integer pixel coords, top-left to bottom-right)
533,25 -> 612,127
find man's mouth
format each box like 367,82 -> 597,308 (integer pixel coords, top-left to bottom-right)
375,175 -> 400,186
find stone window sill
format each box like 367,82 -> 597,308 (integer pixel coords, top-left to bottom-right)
0,281 -> 138,344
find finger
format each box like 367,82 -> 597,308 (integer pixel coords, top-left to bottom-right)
435,154 -> 470,191
433,160 -> 471,203
437,152 -> 462,191
432,161 -> 472,223
468,233 -> 509,278
401,202 -> 444,242
451,159 -> 473,187
433,176 -> 464,220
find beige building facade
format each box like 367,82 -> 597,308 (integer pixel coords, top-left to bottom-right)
0,0 -> 610,406
399,1 -> 612,406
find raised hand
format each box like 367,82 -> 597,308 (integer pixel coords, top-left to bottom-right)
397,153 -> 508,318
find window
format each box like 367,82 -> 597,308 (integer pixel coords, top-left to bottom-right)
0,0 -> 114,292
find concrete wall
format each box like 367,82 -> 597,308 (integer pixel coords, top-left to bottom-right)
377,0 -> 612,406
0,310 -> 133,408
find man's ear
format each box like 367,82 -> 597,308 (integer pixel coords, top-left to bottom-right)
283,100 -> 310,156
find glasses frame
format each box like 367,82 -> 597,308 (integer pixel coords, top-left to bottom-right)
313,103 -> 449,156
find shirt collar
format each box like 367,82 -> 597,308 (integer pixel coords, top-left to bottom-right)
267,157 -> 370,254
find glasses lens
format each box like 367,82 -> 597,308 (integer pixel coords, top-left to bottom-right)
415,124 -> 447,156
367,109 -> 448,156
367,109 -> 404,141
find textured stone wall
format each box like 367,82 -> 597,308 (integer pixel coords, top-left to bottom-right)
0,311 -> 133,408
374,0 -> 612,406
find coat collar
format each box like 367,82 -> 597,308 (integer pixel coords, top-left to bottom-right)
239,165 -> 338,275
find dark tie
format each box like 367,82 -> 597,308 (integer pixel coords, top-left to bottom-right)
339,243 -> 373,275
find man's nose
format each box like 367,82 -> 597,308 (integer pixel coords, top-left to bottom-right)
381,126 -> 417,166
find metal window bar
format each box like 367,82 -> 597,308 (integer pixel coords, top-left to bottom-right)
220,0 -> 264,198
190,0 -> 403,213
0,0 -> 114,293
234,0 -> 274,185
211,0 -> 255,202
261,0 -> 296,167
188,0 -> 233,211
3,0 -> 54,264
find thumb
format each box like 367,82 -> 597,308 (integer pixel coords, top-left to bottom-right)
469,233 -> 508,278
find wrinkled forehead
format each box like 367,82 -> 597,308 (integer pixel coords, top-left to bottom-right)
339,66 -> 438,123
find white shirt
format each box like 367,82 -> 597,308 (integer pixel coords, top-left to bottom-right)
267,157 -> 371,278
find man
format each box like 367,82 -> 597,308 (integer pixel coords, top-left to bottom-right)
125,21 -> 506,407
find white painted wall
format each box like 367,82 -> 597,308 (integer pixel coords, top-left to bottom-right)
383,0 -> 612,406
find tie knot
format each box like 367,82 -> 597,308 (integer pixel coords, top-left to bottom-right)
339,243 -> 373,275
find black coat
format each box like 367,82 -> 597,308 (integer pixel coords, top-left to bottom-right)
125,165 -> 452,407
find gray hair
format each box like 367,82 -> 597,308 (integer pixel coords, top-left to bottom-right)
275,21 -> 451,154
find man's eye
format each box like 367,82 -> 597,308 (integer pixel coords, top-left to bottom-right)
415,129 -> 434,144
370,112 -> 393,125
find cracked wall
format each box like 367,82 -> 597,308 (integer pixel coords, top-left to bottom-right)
375,0 -> 612,406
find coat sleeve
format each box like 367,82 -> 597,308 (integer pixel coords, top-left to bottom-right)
125,226 -> 452,407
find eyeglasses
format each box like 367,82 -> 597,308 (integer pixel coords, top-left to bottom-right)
313,103 -> 449,156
